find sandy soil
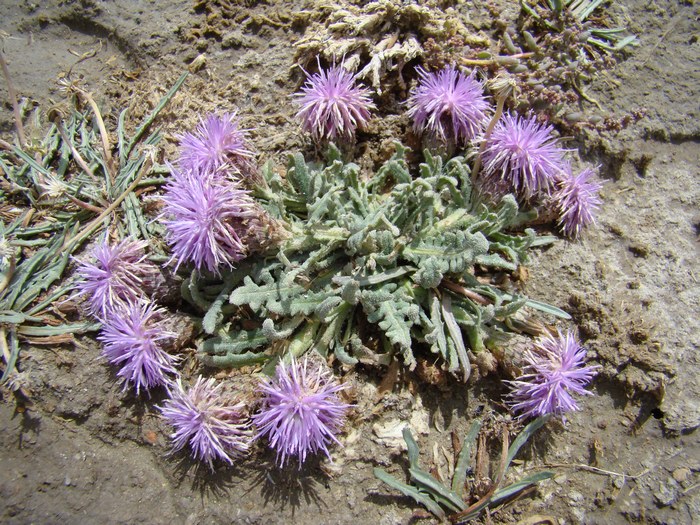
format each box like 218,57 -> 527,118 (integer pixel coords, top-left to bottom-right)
1,1 -> 698,524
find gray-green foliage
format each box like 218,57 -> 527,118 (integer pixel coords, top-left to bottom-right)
193,143 -> 568,375
374,417 -> 554,522
522,0 -> 638,53
0,73 -> 187,382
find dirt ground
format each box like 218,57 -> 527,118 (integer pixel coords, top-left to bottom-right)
1,0 -> 698,524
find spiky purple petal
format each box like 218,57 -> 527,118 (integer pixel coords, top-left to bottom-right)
160,376 -> 252,469
294,62 -> 375,141
553,165 -> 603,238
252,357 -> 350,467
507,330 -> 599,419
179,112 -> 253,174
98,302 -> 177,395
161,166 -> 257,274
74,238 -> 154,320
406,66 -> 489,145
480,113 -> 565,200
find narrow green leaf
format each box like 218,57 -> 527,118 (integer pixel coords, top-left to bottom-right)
505,415 -> 551,469
199,350 -> 268,368
490,471 -> 554,505
199,330 -> 269,356
125,72 -> 188,160
452,420 -> 482,497
441,294 -> 471,380
409,467 -> 466,512
373,468 -> 446,519
1,328 -> 19,383
16,322 -> 100,336
402,427 -> 421,468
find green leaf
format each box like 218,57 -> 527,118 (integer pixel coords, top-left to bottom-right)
373,468 -> 446,519
452,420 -> 482,497
16,321 -> 100,336
199,350 -> 268,368
409,467 -> 466,512
361,284 -> 419,367
199,329 -> 269,356
441,294 -> 471,379
490,471 -> 554,505
230,276 -> 307,316
124,72 -> 188,161
403,230 -> 489,276
403,427 -> 420,467
1,328 -> 19,383
506,415 -> 551,469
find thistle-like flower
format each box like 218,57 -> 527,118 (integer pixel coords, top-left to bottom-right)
552,165 -> 602,238
74,238 -> 155,320
252,357 -> 350,467
406,66 -> 489,145
294,61 -> 375,141
480,113 -> 565,200
98,302 -> 177,395
507,330 -> 599,419
161,166 -> 257,274
160,376 -> 252,469
179,112 -> 254,175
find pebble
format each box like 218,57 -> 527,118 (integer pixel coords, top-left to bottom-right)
653,481 -> 677,507
672,467 -> 690,483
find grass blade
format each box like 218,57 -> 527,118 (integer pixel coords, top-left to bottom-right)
124,72 -> 188,160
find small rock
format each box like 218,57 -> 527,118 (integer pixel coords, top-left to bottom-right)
221,30 -> 247,49
188,54 -> 207,73
653,481 -> 677,507
568,490 -> 584,503
672,467 -> 691,483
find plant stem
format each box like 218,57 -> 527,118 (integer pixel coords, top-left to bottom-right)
54,119 -> 99,184
0,50 -> 27,147
470,94 -> 506,187
76,88 -> 116,183
60,157 -> 152,253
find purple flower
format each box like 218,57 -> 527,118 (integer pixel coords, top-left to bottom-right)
98,302 -> 177,395
179,112 -> 253,175
74,238 -> 154,320
161,166 -> 257,274
507,330 -> 599,419
480,113 -> 565,200
552,165 -> 602,238
160,376 -> 252,469
406,66 -> 489,145
294,61 -> 375,141
252,357 -> 350,467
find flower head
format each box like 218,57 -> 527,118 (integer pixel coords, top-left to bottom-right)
74,238 -> 154,320
552,165 -> 602,238
406,66 -> 489,145
252,357 -> 350,467
162,166 -> 257,274
294,61 -> 375,141
0,232 -> 14,270
480,113 -> 565,200
98,302 -> 177,395
507,330 -> 599,419
160,376 -> 252,469
179,112 -> 253,175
